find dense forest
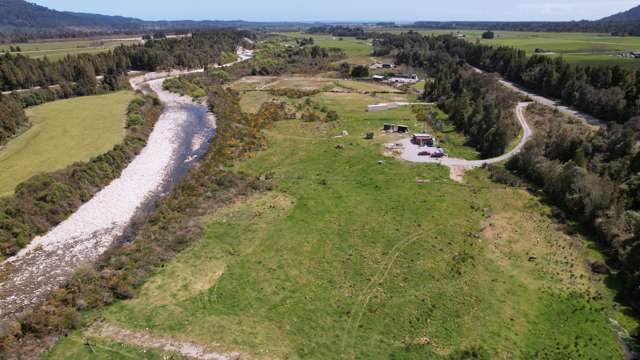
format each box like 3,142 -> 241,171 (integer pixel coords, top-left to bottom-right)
0,29 -> 252,92
375,32 -> 520,157
429,34 -> 640,123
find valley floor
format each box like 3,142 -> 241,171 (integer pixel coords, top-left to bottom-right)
46,76 -> 624,359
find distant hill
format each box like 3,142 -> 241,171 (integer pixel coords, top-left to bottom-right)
0,0 -> 146,33
600,4 -> 640,21
0,0 -> 304,35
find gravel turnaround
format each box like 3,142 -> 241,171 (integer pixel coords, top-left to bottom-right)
399,102 -> 533,169
0,76 -> 215,322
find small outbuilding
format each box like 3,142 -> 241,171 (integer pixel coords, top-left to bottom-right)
397,125 -> 410,134
383,123 -> 396,131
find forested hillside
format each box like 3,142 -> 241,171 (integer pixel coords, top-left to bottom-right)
601,4 -> 640,22
0,0 -> 145,33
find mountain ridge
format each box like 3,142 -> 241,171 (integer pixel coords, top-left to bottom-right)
600,4 -> 640,21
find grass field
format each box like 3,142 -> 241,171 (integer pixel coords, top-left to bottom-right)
0,38 -> 141,61
278,32 -> 381,65
230,76 -> 404,93
0,91 -> 133,197
48,79 -> 624,359
383,29 -> 640,69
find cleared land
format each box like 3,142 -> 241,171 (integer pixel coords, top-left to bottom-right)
0,91 -> 132,196
48,80 -> 623,359
385,29 -> 640,69
278,32 -> 382,65
0,38 -> 141,61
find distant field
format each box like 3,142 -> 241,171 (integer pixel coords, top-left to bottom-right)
0,91 -> 132,196
0,38 -> 141,61
278,32 -> 379,65
48,80 -> 623,359
382,29 -> 640,69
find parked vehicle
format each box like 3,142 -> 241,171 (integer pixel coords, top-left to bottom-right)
418,151 -> 432,156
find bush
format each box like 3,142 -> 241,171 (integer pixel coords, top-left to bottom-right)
351,65 -> 370,78
127,114 -> 145,128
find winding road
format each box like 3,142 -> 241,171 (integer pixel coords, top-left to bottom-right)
399,102 -> 533,169
472,66 -> 605,127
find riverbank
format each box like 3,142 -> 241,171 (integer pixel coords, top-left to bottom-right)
0,74 -> 215,322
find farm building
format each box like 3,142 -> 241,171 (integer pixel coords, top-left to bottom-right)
386,74 -> 419,84
412,133 -> 435,147
368,102 -> 407,111
372,75 -> 385,81
397,125 -> 410,133
383,123 -> 396,131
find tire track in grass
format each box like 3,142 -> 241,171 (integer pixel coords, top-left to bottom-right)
340,233 -> 420,357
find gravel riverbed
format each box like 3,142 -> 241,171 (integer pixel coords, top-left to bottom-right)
0,75 -> 215,321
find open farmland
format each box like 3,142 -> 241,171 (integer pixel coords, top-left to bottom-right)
0,38 -> 142,61
0,91 -> 132,196
384,29 -> 640,69
47,78 -> 623,359
278,32 -> 380,65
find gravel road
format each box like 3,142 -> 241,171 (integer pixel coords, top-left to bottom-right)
471,66 -> 605,127
400,102 -> 532,168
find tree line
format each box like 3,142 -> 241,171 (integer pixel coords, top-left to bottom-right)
0,29 -> 252,92
0,29 -> 250,146
0,94 -> 28,146
433,34 -> 640,123
412,21 -> 640,36
500,104 -> 640,326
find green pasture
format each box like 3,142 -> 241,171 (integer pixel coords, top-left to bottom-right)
0,38 -> 141,61
0,91 -> 132,197
49,83 -> 623,359
382,28 -> 640,69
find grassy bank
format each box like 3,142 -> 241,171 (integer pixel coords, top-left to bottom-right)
0,91 -> 133,197
47,80 -> 623,359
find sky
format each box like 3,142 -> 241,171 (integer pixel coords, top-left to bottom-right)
33,0 -> 639,22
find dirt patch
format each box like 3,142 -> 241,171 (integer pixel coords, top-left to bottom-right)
448,166 -> 465,183
481,191 -> 593,291
87,322 -> 249,360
